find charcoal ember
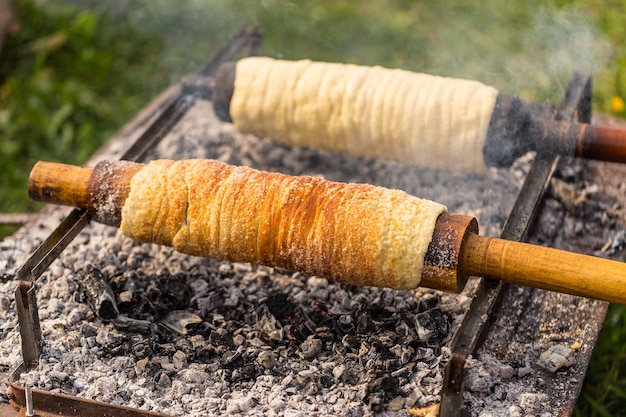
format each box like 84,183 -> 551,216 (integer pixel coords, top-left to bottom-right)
314,325 -> 335,342
414,347 -> 436,362
79,263 -> 118,320
374,330 -> 398,348
414,308 -> 450,342
136,358 -> 161,377
287,307 -> 316,342
341,334 -> 360,350
256,350 -> 278,369
95,328 -> 130,357
172,350 -> 188,370
207,328 -> 235,353
80,323 -> 98,337
355,311 -> 378,333
295,368 -> 332,395
193,291 -> 224,315
48,370 -> 74,392
116,291 -> 156,319
334,313 -> 355,335
146,273 -> 192,317
221,348 -> 244,369
264,292 -> 296,320
345,405 -> 365,417
253,303 -> 284,342
335,360 -> 362,385
113,316 -> 154,334
130,334 -> 153,359
537,345 -> 574,372
417,293 -> 441,313
390,344 -> 415,365
299,336 -> 323,360
160,310 -> 203,336
230,362 -> 261,383
174,337 -> 194,354
193,344 -> 216,363
364,375 -> 404,412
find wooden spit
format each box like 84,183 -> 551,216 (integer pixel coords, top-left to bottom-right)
28,160 -> 626,304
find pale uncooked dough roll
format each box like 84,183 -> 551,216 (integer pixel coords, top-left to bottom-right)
120,159 -> 447,289
229,57 -> 499,172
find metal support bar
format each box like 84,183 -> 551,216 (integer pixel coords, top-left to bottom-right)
15,209 -> 90,369
438,72 -> 592,416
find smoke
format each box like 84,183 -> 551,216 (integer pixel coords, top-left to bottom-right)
517,4 -> 612,101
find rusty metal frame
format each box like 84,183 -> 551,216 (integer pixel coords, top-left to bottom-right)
438,72 -> 593,416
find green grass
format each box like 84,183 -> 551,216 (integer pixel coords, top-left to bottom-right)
2,0 -> 626,414
0,0 -> 166,213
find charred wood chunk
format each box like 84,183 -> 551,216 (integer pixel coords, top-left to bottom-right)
160,310 -> 203,336
130,334 -> 153,359
113,316 -> 155,334
364,375 -> 404,412
264,292 -> 296,321
147,274 -> 192,316
414,308 -> 450,342
80,263 -> 119,320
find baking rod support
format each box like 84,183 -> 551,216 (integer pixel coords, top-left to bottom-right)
438,71 -> 593,416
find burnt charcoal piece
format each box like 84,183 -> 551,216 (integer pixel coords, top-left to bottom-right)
116,292 -> 157,320
131,334 -> 153,359
160,310 -> 203,336
264,292 -> 296,320
221,349 -> 244,369
230,363 -> 261,383
194,345 -> 216,363
207,328 -> 235,351
113,316 -> 155,334
79,263 -> 118,320
146,273 -> 192,316
299,337 -> 323,360
333,314 -> 355,336
414,308 -> 450,342
364,375 -> 404,412
253,304 -> 284,342
356,312 -> 377,333
416,294 -> 441,313
288,307 -> 317,342
193,291 -> 224,316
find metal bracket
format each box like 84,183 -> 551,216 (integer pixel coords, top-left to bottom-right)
438,72 -> 593,416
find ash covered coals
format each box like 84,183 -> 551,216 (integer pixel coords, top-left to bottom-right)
1,99 -> 526,416
100,254 -> 458,412
14,233 -> 467,415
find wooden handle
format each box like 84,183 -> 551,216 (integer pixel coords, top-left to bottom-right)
28,160 -> 142,226
462,233 -> 626,304
28,161 -> 92,209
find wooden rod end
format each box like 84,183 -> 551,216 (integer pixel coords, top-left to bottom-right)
421,213 -> 478,293
28,161 -> 93,209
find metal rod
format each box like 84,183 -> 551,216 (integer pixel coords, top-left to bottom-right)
25,384 -> 34,417
15,209 -> 90,369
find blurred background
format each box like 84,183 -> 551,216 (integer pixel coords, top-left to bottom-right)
1,0 -> 625,414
